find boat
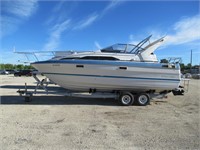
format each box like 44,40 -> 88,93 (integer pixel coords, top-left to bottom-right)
31,35 -> 184,106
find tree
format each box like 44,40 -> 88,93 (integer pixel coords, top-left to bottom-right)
180,63 -> 185,71
0,64 -> 4,70
16,64 -> 24,70
160,59 -> 169,63
24,65 -> 34,70
4,64 -> 14,70
185,63 -> 192,70
0,63 -> 35,70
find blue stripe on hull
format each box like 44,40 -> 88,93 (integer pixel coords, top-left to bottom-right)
32,60 -> 179,70
43,72 -> 180,82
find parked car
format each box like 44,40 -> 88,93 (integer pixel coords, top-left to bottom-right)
32,69 -> 39,75
6,69 -> 17,74
184,73 -> 192,78
14,70 -> 32,77
192,74 -> 200,79
0,70 -> 10,75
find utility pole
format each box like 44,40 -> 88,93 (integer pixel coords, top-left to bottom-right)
190,49 -> 192,73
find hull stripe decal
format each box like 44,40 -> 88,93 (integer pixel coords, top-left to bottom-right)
43,72 -> 180,82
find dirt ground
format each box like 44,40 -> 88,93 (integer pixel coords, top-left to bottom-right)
0,75 -> 199,150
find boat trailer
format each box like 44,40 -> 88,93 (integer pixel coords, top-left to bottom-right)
17,74 -> 189,106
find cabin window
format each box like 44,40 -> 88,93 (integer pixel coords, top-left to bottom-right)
61,56 -> 119,61
61,57 -> 80,60
80,56 -> 119,60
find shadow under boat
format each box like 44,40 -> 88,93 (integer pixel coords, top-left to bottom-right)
0,95 -> 118,106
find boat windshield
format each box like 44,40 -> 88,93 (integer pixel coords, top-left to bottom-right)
101,35 -> 152,54
101,44 -> 144,54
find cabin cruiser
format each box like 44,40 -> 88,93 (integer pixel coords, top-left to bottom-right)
31,35 -> 184,106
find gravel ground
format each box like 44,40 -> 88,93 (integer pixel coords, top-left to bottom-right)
0,75 -> 199,150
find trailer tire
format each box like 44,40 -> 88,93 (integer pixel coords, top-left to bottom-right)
136,93 -> 150,106
119,92 -> 134,106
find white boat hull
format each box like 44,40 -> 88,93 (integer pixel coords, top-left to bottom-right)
32,60 -> 181,93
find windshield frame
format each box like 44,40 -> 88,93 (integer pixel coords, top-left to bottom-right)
100,43 -> 145,54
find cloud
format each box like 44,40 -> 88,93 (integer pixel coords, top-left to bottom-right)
45,1 -> 77,26
43,19 -> 71,51
43,0 -> 124,50
94,41 -> 102,49
73,0 -> 123,30
166,15 -> 200,45
73,13 -> 99,30
52,1 -> 66,13
0,0 -> 38,38
43,1 -> 74,50
44,1 -> 78,51
3,0 -> 38,17
128,14 -> 200,50
102,0 -> 124,16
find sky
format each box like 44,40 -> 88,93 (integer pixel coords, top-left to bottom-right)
0,0 -> 200,65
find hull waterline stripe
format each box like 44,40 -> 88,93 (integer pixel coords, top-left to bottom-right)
32,60 -> 179,70
42,72 -> 180,82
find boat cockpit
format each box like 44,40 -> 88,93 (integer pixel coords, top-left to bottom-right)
101,35 -> 152,54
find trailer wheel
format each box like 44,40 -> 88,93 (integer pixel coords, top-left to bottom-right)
136,93 -> 150,106
119,92 -> 134,106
